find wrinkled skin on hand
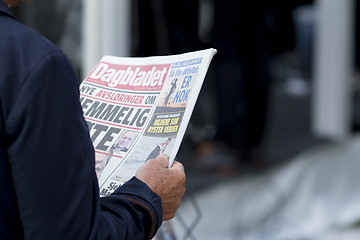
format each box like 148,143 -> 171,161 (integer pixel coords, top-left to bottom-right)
136,154 -> 186,220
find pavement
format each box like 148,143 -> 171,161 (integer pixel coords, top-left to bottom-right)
171,135 -> 360,240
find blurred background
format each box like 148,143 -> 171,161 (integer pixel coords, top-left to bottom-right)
10,0 -> 360,239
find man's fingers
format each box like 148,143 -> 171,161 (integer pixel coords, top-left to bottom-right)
151,154 -> 169,168
157,153 -> 169,160
171,161 -> 184,172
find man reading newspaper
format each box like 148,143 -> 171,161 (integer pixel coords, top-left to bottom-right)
0,1 -> 185,239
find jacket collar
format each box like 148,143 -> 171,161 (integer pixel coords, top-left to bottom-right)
0,1 -> 16,19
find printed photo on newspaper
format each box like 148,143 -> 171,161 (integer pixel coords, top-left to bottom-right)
79,48 -> 216,197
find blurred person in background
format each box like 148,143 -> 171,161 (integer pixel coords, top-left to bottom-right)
133,0 -> 296,171
206,0 -> 296,168
133,0 -> 202,56
0,0 -> 185,239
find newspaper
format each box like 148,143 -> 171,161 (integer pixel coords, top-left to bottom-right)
79,48 -> 216,197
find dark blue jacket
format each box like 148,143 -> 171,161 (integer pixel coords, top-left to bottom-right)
0,2 -> 161,239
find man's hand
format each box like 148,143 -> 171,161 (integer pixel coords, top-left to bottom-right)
136,154 -> 186,220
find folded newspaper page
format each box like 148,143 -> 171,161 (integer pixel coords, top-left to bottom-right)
80,48 -> 216,197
